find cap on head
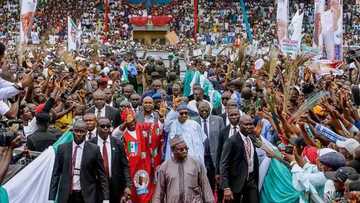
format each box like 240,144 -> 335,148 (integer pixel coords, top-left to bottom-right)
176,102 -> 189,112
73,119 -> 87,130
319,152 -> 346,170
336,138 -> 360,156
170,135 -> 186,148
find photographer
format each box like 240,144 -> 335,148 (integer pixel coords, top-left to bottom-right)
0,42 -> 33,100
0,135 -> 21,183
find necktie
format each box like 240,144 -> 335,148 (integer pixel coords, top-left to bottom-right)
244,136 -> 251,165
88,132 -> 92,140
97,109 -> 101,119
203,119 -> 208,137
102,141 -> 110,177
232,126 -> 238,137
71,145 -> 80,190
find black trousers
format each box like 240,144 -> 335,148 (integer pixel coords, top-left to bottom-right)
225,173 -> 259,203
68,191 -> 85,203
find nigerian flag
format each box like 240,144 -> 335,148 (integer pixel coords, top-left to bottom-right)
0,131 -> 73,203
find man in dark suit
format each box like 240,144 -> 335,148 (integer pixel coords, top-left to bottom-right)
49,119 -> 110,203
193,101 -> 224,191
220,99 -> 241,126
86,90 -> 121,128
220,114 -> 259,203
26,112 -> 61,152
215,108 -> 240,203
89,117 -> 132,203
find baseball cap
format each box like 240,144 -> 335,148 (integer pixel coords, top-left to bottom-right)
325,167 -> 359,182
336,138 -> 360,156
319,152 -> 346,170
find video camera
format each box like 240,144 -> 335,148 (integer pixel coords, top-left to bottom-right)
0,120 -> 23,147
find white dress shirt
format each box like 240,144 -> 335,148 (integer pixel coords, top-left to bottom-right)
96,106 -> 106,118
97,136 -> 112,177
239,132 -> 254,174
86,128 -> 97,140
72,141 -> 85,190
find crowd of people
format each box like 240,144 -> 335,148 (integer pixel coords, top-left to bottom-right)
0,0 -> 360,203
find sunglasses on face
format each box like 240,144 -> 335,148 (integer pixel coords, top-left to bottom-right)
100,124 -> 111,129
179,112 -> 188,115
74,129 -> 86,134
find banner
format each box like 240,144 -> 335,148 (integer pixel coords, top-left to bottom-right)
165,31 -> 179,45
67,17 -> 77,51
281,39 -> 299,55
288,10 -> 304,50
20,0 -> 38,44
239,0 -> 253,43
276,0 -> 289,47
313,0 -> 325,51
321,0 -> 343,60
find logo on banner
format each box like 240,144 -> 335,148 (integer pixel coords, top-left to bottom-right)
134,170 -> 150,195
128,141 -> 138,156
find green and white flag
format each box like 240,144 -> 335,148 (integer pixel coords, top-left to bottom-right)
1,131 -> 73,203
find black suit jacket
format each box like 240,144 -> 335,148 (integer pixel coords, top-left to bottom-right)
49,141 -> 110,203
216,125 -> 230,175
89,136 -> 131,203
220,113 -> 227,125
26,128 -> 61,152
220,133 -> 259,193
86,105 -> 121,128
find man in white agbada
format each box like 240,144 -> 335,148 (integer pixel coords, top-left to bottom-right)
164,102 -> 206,166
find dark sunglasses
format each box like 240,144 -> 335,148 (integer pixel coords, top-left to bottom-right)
100,124 -> 111,129
74,129 -> 86,134
179,112 -> 188,115
222,97 -> 230,100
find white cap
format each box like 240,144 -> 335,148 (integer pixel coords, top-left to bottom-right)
318,148 -> 337,157
336,138 -> 360,156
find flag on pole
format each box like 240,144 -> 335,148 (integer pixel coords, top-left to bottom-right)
1,131 -> 74,203
67,17 -> 78,51
20,0 -> 38,44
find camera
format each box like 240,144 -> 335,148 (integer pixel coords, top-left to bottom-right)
0,120 -> 23,147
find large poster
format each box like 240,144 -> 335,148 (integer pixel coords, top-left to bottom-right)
314,0 -> 343,60
20,0 -> 37,44
276,0 -> 289,47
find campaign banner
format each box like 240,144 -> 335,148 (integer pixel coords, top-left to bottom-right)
313,0 -> 325,50
276,0 -> 289,46
20,0 -> 38,44
67,17 -> 79,51
281,39 -> 299,55
288,10 -> 304,50
322,0 -> 343,60
31,32 -> 40,44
